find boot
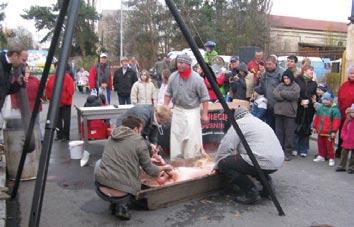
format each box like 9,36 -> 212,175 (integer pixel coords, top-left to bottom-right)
109,203 -> 116,215
115,204 -> 131,220
234,188 -> 261,205
335,148 -> 342,158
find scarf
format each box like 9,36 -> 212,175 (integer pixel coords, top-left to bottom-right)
178,67 -> 192,80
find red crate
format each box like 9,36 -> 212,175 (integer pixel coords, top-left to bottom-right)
81,120 -> 109,140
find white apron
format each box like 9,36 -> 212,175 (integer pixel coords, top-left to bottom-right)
170,106 -> 203,160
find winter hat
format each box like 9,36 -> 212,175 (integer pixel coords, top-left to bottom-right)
100,53 -> 107,58
176,54 -> 192,65
238,62 -> 248,73
254,85 -> 264,95
281,69 -> 295,83
234,107 -> 249,120
230,55 -> 240,62
84,95 -> 101,107
317,83 -> 328,93
321,92 -> 334,102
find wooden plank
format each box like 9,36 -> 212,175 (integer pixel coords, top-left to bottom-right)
137,174 -> 221,210
207,100 -> 250,111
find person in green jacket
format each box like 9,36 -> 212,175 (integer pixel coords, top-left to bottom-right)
94,116 -> 173,220
203,40 -> 218,64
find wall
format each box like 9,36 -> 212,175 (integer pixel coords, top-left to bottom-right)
270,27 -> 347,55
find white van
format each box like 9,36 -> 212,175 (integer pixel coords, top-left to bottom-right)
277,56 -> 331,81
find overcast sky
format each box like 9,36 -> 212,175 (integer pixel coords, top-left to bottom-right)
2,0 -> 353,44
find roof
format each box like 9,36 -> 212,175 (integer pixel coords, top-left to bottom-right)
270,15 -> 348,33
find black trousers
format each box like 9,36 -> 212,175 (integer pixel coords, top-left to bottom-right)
94,182 -> 132,205
275,115 -> 296,156
218,154 -> 276,192
56,105 -> 71,139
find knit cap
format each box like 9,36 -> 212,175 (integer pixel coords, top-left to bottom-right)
321,92 -> 334,102
230,55 -> 240,62
282,69 -> 295,83
317,83 -> 328,93
238,62 -> 248,73
176,54 -> 192,65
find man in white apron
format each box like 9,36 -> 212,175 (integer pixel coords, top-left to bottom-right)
164,54 -> 209,160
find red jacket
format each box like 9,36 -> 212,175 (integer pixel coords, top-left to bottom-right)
11,75 -> 42,112
204,73 -> 225,101
341,118 -> 354,149
88,64 -> 112,90
338,79 -> 354,122
313,104 -> 341,136
45,73 -> 75,106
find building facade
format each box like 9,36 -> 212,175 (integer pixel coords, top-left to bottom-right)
269,15 -> 347,59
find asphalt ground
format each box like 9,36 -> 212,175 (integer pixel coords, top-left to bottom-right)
6,92 -> 354,227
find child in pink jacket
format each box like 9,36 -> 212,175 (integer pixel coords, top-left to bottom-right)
336,103 -> 354,173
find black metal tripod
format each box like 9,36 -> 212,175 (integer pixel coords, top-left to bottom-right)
164,0 -> 285,216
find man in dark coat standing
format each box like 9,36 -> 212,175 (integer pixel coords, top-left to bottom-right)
0,42 -> 28,111
113,57 -> 138,105
89,53 -> 113,104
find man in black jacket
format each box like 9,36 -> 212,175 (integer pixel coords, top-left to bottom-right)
113,57 -> 138,105
0,42 -> 28,111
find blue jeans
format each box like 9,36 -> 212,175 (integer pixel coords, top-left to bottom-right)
295,134 -> 309,154
265,108 -> 276,131
251,105 -> 267,122
118,95 -> 131,105
106,89 -> 111,104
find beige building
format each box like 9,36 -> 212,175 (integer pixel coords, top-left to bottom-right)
269,15 -> 347,59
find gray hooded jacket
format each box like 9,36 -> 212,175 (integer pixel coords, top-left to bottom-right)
94,126 -> 160,195
273,82 -> 301,118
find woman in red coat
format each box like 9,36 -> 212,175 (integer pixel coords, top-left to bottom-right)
336,64 -> 354,156
11,65 -> 43,139
45,63 -> 75,141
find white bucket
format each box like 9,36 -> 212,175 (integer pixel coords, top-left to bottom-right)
68,140 -> 84,159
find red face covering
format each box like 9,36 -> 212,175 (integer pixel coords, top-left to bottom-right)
178,66 -> 192,80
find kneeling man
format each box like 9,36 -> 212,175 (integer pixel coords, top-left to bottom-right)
95,116 -> 172,220
214,107 -> 284,204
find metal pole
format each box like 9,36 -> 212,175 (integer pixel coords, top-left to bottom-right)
165,0 -> 285,216
28,0 -> 80,226
10,0 -> 70,200
120,0 -> 123,59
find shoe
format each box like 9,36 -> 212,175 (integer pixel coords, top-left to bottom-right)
115,204 -> 131,220
335,148 -> 342,158
109,203 -> 116,215
61,137 -> 70,142
300,153 -> 307,157
284,155 -> 292,161
329,159 -> 335,167
234,188 -> 261,205
55,136 -> 63,141
292,151 -> 298,156
313,156 -> 325,162
348,169 -> 353,174
335,166 -> 346,172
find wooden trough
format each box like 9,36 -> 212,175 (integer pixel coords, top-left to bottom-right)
137,156 -> 222,210
136,173 -> 222,210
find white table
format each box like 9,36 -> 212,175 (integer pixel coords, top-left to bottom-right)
75,105 -> 134,151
